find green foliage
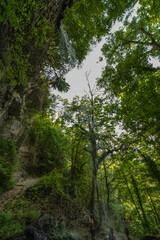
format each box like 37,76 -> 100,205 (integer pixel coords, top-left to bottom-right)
0,0 -> 52,85
72,174 -> 91,206
0,209 -> 40,239
29,114 -> 70,175
0,197 -> 39,238
101,146 -> 160,237
25,169 -> 68,201
0,0 -> 138,89
39,168 -> 68,195
96,3 -> 160,236
98,0 -> 160,138
0,0 -> 122,87
0,211 -> 22,238
63,0 -> 137,64
0,137 -> 17,193
1,1 -> 160,239
67,132 -> 92,205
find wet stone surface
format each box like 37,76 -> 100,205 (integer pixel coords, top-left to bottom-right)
7,213 -> 82,240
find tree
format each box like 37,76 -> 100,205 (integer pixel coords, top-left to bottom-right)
96,4 -> 160,236
29,113 -> 70,175
61,74 -> 120,239
0,0 -> 140,88
98,0 -> 160,140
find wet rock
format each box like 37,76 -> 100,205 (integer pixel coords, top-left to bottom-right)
8,213 -> 82,240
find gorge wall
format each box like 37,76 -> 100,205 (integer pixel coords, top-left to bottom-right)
0,0 -> 78,176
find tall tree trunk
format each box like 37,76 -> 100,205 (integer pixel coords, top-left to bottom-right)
103,161 -> 111,225
122,171 -> 144,224
95,176 -> 102,226
90,170 -> 96,240
140,153 -> 160,185
89,126 -> 98,240
146,188 -> 160,229
131,175 -> 150,232
70,146 -> 75,179
90,170 -> 96,216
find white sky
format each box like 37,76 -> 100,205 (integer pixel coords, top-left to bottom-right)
53,20 -> 126,102
53,40 -> 106,102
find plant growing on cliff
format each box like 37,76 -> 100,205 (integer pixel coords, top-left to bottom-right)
0,0 -> 52,85
0,0 -> 135,87
0,208 -> 40,239
29,114 -> 70,175
0,137 -> 17,193
39,168 -> 68,195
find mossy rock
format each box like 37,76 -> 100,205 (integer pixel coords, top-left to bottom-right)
8,213 -> 82,240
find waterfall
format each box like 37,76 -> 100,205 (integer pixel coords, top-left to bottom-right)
60,24 -> 76,66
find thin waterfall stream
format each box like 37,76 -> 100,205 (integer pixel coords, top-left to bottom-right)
60,24 -> 76,66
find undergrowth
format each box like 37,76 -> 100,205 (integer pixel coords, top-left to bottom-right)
0,198 -> 40,239
0,137 -> 17,193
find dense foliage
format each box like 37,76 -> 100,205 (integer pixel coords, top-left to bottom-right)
0,208 -> 39,238
1,0 -> 160,240
0,137 -> 17,193
96,0 -> 160,238
29,114 -> 70,175
0,0 -> 138,89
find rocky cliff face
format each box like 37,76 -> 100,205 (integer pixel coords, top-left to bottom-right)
0,82 -> 23,140
0,81 -> 42,141
0,0 -> 73,139
0,0 -> 77,176
0,79 -> 45,179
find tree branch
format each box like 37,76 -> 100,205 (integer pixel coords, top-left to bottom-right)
97,150 -> 113,167
142,67 -> 160,72
84,147 -> 92,153
140,27 -> 160,50
122,40 -> 151,46
75,123 -> 88,135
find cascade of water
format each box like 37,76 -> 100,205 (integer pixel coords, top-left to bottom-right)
60,24 -> 76,66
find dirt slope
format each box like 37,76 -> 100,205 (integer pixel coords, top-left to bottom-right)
0,178 -> 40,211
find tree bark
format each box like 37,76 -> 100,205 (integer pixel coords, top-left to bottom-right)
122,171 -> 143,224
146,188 -> 160,229
131,175 -> 150,232
141,153 -> 160,185
103,161 -> 111,224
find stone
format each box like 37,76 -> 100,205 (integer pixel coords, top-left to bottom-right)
7,213 -> 82,240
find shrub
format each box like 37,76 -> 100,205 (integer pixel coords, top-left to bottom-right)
29,114 -> 70,175
0,137 -> 17,193
40,168 -> 68,194
25,168 -> 68,201
0,211 -> 22,238
0,209 -> 40,239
